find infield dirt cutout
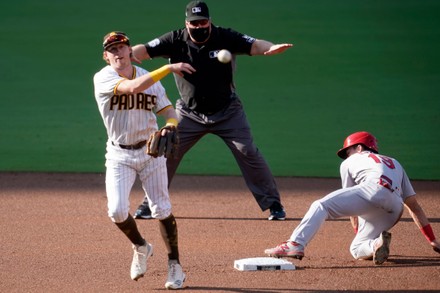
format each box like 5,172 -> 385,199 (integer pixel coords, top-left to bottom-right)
1,173 -> 439,292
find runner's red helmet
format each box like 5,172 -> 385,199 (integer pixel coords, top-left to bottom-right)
337,131 -> 379,159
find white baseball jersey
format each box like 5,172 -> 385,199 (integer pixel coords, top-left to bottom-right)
340,151 -> 415,201
94,65 -> 172,145
93,65 -> 173,222
289,151 -> 415,260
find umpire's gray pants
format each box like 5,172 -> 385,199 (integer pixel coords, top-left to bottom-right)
167,98 -> 281,211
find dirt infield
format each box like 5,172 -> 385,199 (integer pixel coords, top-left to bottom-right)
1,172 -> 439,292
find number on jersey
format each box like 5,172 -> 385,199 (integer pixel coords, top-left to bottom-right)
368,153 -> 395,169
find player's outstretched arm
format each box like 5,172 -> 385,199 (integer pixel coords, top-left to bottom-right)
168,63 -> 196,77
404,195 -> 440,253
250,39 -> 293,56
117,63 -> 194,94
131,44 -> 151,64
263,43 -> 294,55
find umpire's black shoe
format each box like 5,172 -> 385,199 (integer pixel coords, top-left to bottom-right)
133,201 -> 153,219
268,202 -> 286,221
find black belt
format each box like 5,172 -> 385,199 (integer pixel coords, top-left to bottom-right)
112,140 -> 146,150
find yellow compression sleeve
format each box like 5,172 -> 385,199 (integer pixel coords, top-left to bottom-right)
166,118 -> 178,127
150,66 -> 171,82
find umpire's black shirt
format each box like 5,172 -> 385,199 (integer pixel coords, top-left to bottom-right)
145,25 -> 255,115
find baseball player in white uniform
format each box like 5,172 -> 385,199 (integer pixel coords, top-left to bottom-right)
265,131 -> 440,264
93,31 -> 194,289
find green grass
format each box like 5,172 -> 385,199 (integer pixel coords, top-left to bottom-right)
0,0 -> 439,179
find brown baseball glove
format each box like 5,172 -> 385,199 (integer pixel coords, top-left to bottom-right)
146,125 -> 179,158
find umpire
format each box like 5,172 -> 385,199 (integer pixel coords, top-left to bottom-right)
132,0 -> 293,220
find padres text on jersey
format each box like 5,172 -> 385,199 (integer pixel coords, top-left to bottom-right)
110,93 -> 157,111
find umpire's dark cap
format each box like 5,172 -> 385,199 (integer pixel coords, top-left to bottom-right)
186,1 -> 210,21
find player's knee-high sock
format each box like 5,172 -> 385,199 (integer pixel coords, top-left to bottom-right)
115,214 -> 146,246
159,214 -> 179,262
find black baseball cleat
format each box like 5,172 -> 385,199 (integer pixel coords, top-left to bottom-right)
133,200 -> 153,219
268,202 -> 286,221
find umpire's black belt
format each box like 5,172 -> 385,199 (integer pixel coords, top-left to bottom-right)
112,140 -> 146,150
